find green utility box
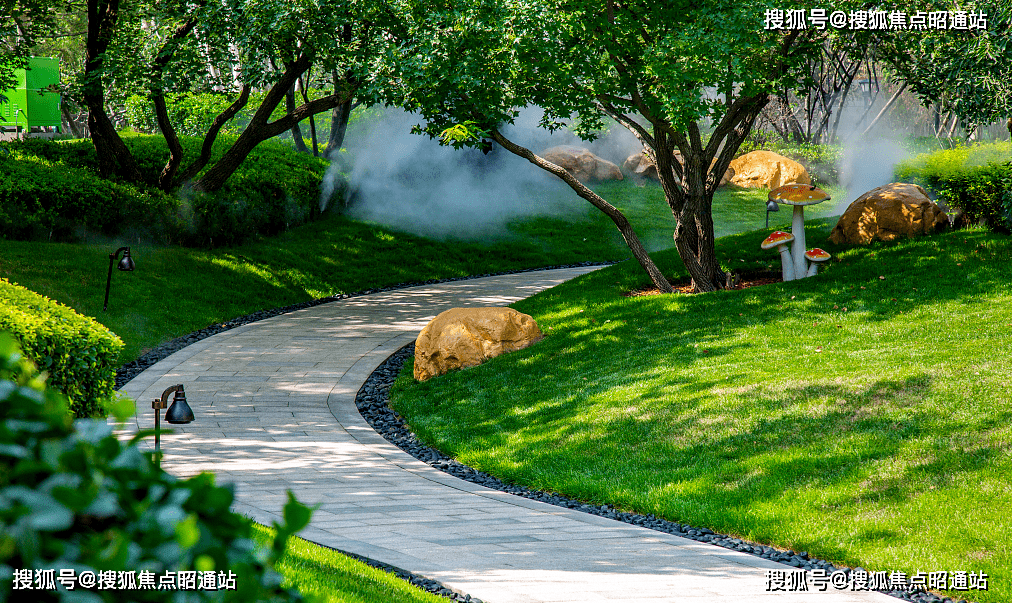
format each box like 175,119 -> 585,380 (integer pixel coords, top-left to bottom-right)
0,57 -> 61,132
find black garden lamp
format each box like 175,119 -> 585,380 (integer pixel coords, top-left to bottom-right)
152,384 -> 194,453
765,199 -> 780,229
103,246 -> 135,311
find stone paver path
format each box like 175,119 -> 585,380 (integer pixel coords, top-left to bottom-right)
119,268 -> 896,603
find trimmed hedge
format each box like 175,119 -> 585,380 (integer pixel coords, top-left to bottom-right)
0,279 -> 123,418
0,150 -> 179,242
895,143 -> 1012,232
0,134 -> 342,247
0,334 -> 314,602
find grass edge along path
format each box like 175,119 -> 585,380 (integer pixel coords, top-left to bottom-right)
390,224 -> 1011,603
249,523 -> 454,603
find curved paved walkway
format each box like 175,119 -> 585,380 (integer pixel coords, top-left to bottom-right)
119,268 -> 895,603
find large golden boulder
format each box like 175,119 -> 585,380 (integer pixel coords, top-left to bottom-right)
830,183 -> 949,245
541,146 -> 623,182
414,307 -> 543,381
729,150 -> 810,189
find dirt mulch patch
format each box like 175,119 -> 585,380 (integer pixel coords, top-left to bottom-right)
625,271 -> 782,296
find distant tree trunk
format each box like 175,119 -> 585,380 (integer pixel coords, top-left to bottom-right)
860,81 -> 907,137
296,77 -> 319,156
286,85 -> 309,153
85,0 -> 141,182
1007,116 -> 1011,140
60,104 -> 84,138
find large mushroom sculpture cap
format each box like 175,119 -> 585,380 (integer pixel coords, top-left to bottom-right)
761,230 -> 796,281
768,184 -> 832,279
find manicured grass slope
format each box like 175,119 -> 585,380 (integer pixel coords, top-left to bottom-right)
0,179 -> 807,364
391,225 -> 1011,602
250,524 -> 446,603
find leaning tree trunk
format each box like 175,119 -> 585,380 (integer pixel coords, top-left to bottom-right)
490,128 -> 673,293
85,0 -> 141,182
191,54 -> 357,192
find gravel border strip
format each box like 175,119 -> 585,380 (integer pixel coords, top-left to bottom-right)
356,343 -> 975,603
113,261 -> 611,389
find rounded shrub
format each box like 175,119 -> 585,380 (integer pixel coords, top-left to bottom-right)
0,334 -> 317,603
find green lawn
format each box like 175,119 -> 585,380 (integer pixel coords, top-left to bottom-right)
0,179 -> 796,364
250,523 -> 447,603
390,224 -> 1011,603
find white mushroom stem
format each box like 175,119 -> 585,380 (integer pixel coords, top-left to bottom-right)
777,244 -> 795,281
791,205 -> 808,278
806,262 -> 819,277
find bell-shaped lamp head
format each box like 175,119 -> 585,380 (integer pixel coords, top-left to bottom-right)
165,387 -> 194,424
118,247 -> 135,271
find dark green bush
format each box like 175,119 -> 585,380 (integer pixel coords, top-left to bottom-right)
0,334 -> 316,603
0,148 -> 179,242
0,134 -> 341,247
0,279 -> 123,418
895,143 -> 1012,232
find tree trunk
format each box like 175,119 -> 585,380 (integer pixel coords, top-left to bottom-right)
60,104 -> 83,138
154,93 -> 184,190
657,93 -> 768,292
191,55 -> 356,192
296,78 -> 319,156
150,16 -> 201,190
286,85 -> 309,153
174,84 -> 251,186
327,90 -> 354,157
85,0 -> 141,182
490,128 -> 673,293
1007,116 -> 1011,140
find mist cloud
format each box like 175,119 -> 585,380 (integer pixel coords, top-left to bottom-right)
323,107 -> 642,240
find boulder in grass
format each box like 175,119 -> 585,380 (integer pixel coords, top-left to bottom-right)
541,146 -> 623,182
729,150 -> 810,190
414,307 -> 543,381
829,183 -> 950,245
623,150 -> 734,186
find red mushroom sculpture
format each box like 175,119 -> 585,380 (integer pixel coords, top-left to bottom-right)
768,184 -> 831,279
762,231 -> 796,281
804,248 -> 831,277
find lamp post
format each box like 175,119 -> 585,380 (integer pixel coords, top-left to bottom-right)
152,384 -> 194,454
103,246 -> 135,311
765,198 -> 780,229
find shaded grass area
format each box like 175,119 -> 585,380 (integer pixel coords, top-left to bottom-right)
1,179 -> 817,365
249,523 -> 446,603
390,224 -> 1012,603
0,212 -> 628,364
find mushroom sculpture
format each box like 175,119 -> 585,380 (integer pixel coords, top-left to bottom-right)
762,231 -> 796,281
804,248 -> 831,277
768,184 -> 831,279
